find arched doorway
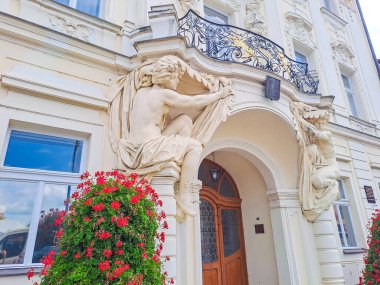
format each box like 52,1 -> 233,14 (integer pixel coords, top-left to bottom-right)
198,159 -> 248,285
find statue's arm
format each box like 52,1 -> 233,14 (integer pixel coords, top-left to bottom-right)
161,86 -> 232,109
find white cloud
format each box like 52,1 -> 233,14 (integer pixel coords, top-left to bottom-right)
359,0 -> 380,58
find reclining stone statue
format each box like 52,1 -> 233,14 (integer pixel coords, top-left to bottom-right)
290,102 -> 340,222
108,55 -> 234,219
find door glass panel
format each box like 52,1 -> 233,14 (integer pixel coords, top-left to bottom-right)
221,209 -> 240,257
200,199 -> 218,263
0,180 -> 37,264
198,163 -> 218,190
219,175 -> 237,198
32,184 -> 72,263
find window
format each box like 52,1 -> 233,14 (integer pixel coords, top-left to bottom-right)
295,51 -> 308,65
0,130 -> 84,267
324,0 -> 334,11
54,0 -> 102,17
204,6 -> 229,25
333,180 -> 357,249
341,74 -> 359,118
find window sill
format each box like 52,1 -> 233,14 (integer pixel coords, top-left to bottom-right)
0,265 -> 42,277
343,248 -> 367,254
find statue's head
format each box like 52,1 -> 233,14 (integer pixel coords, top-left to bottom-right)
152,56 -> 185,90
305,109 -> 329,130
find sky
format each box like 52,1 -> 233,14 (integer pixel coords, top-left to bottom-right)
359,0 -> 380,58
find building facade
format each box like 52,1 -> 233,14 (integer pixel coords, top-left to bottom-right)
0,0 -> 379,284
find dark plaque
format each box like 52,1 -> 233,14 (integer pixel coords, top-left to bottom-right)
254,224 -> 264,234
265,76 -> 280,101
364,186 -> 376,204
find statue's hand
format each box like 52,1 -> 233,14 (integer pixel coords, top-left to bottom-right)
219,85 -> 234,99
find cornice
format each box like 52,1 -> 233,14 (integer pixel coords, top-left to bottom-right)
328,122 -> 380,147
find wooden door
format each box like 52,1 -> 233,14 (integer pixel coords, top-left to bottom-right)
199,159 -> 248,285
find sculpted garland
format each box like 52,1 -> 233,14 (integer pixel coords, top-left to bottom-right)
108,55 -> 233,219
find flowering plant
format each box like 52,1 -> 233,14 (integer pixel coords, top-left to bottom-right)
28,170 -> 171,285
360,209 -> 380,285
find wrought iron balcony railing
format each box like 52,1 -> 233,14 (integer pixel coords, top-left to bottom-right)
178,10 -> 318,94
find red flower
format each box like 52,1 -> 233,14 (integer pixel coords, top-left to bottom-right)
83,217 -> 91,222
98,260 -> 110,271
60,250 -> 67,256
92,203 -> 105,212
117,217 -> 129,228
56,228 -> 64,239
110,201 -> 121,210
99,230 -> 111,240
115,249 -> 123,255
74,252 -> 81,259
27,268 -> 34,280
84,198 -> 92,206
116,241 -> 123,247
141,252 -> 148,259
130,196 -> 139,204
146,210 -> 152,217
71,191 -> 79,199
103,249 -> 112,258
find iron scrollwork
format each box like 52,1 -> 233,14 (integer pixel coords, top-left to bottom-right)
178,10 -> 318,94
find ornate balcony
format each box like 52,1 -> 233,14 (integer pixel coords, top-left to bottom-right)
178,10 -> 318,94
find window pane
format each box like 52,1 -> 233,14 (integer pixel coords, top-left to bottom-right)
333,205 -> 345,247
341,75 -> 351,90
338,180 -> 346,200
219,175 -> 237,198
324,0 -> 332,11
221,209 -> 240,257
204,7 -> 228,25
76,0 -> 101,17
295,52 -> 308,64
0,180 -> 38,264
54,0 -> 70,5
200,199 -> 218,263
4,131 -> 83,173
32,184 -> 71,263
339,205 -> 357,247
347,92 -> 359,117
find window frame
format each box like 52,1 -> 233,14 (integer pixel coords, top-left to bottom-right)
341,74 -> 360,118
0,128 -> 86,269
54,0 -> 104,18
333,179 -> 358,250
203,5 -> 230,25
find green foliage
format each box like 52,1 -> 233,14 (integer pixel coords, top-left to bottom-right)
360,210 -> 380,285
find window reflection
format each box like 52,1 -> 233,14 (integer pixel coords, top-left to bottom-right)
32,184 -> 71,263
4,131 -> 83,173
0,181 -> 37,264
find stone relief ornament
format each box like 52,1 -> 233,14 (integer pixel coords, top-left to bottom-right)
245,1 -> 267,36
290,102 -> 340,222
286,13 -> 316,49
331,41 -> 356,70
226,0 -> 242,12
48,14 -> 94,42
176,0 -> 202,18
107,55 -> 234,219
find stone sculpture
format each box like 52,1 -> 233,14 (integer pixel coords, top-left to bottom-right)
290,102 -> 340,222
245,1 -> 267,36
108,55 -> 233,218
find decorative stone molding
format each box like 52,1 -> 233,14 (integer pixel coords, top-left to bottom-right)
48,14 -> 94,42
292,0 -> 308,10
286,12 -> 316,49
245,0 -> 267,36
175,0 -> 202,18
226,0 -> 242,12
331,41 -> 356,71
